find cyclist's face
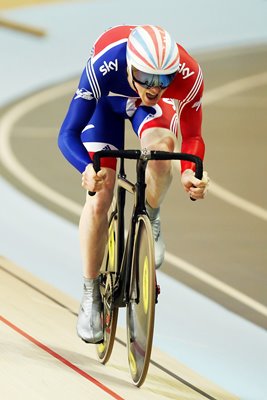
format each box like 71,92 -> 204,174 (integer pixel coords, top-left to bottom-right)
133,82 -> 167,106
128,66 -> 176,106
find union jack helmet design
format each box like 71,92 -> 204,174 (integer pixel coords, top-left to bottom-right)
126,25 -> 180,75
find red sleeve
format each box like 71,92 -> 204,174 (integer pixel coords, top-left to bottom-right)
179,73 -> 205,172
164,45 -> 205,173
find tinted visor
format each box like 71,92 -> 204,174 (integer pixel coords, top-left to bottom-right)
132,66 -> 177,89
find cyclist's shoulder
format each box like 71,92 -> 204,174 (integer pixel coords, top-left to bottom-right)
177,43 -> 202,75
165,44 -> 203,100
91,25 -> 135,59
83,25 -> 136,97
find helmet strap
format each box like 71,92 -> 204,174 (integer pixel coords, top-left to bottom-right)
127,65 -> 138,93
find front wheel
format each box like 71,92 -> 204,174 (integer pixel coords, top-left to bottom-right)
126,215 -> 156,387
96,211 -> 119,364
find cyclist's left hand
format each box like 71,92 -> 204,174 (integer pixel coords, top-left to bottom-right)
82,163 -> 108,192
181,169 -> 209,200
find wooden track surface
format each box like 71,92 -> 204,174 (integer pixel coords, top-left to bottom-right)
0,0 -> 57,35
0,0 -> 72,9
0,16 -> 46,36
0,256 -> 238,400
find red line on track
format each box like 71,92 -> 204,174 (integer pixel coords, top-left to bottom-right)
0,315 -> 125,400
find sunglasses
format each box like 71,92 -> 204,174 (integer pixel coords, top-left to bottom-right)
132,66 -> 177,89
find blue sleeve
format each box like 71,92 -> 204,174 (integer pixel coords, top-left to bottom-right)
58,66 -> 97,173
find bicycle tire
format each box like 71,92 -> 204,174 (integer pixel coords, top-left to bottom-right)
96,211 -> 119,364
126,214 -> 156,387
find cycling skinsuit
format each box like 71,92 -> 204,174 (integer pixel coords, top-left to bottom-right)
58,25 -> 205,172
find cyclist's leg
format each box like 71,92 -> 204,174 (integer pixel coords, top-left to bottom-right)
130,99 -> 178,268
79,97 -> 125,280
131,98 -> 178,208
77,97 -> 125,343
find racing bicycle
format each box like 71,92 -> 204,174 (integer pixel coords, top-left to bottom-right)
89,148 -> 203,387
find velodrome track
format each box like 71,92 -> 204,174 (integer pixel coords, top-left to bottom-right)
0,257 -> 238,400
0,1 -> 267,399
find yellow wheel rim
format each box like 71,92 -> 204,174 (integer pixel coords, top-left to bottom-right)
108,225 -> 115,270
129,350 -> 137,376
143,256 -> 149,314
97,342 -> 105,353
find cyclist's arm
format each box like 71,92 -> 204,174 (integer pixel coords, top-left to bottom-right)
179,74 -> 210,199
179,73 -> 205,173
58,65 -> 97,173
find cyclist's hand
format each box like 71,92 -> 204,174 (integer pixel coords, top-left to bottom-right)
82,163 -> 107,192
181,169 -> 209,200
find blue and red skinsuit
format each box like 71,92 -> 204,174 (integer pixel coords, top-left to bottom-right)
58,25 -> 205,172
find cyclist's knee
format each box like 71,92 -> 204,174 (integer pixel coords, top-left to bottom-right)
85,168 -> 115,215
86,189 -> 113,216
156,135 -> 175,152
141,128 -> 175,152
141,129 -> 174,175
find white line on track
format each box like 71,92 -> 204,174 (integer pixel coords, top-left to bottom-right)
0,81 -> 82,216
203,71 -> 267,221
0,73 -> 267,317
165,252 -> 267,317
204,71 -> 267,105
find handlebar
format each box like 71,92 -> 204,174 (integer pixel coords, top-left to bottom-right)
88,149 -> 203,199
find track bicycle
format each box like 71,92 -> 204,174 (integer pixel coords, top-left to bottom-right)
89,148 -> 203,387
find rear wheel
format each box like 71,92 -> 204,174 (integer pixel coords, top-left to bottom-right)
96,212 -> 119,364
126,215 -> 155,387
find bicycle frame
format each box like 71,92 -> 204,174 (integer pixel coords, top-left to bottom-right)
93,149 -> 203,384
115,151 -> 150,306
90,148 -> 203,307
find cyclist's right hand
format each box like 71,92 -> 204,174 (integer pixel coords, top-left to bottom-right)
181,169 -> 209,200
82,163 -> 107,192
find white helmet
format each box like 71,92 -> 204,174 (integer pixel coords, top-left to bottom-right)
126,25 -> 180,75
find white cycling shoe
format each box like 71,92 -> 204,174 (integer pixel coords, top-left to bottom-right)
77,276 -> 103,344
146,203 -> 165,269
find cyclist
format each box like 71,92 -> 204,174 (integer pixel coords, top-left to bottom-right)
58,25 -> 209,343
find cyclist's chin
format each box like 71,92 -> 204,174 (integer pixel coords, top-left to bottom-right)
142,93 -> 160,106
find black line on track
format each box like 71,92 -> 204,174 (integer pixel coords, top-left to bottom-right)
0,264 -> 77,317
151,359 -> 218,400
115,335 -> 218,400
0,263 -> 219,400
